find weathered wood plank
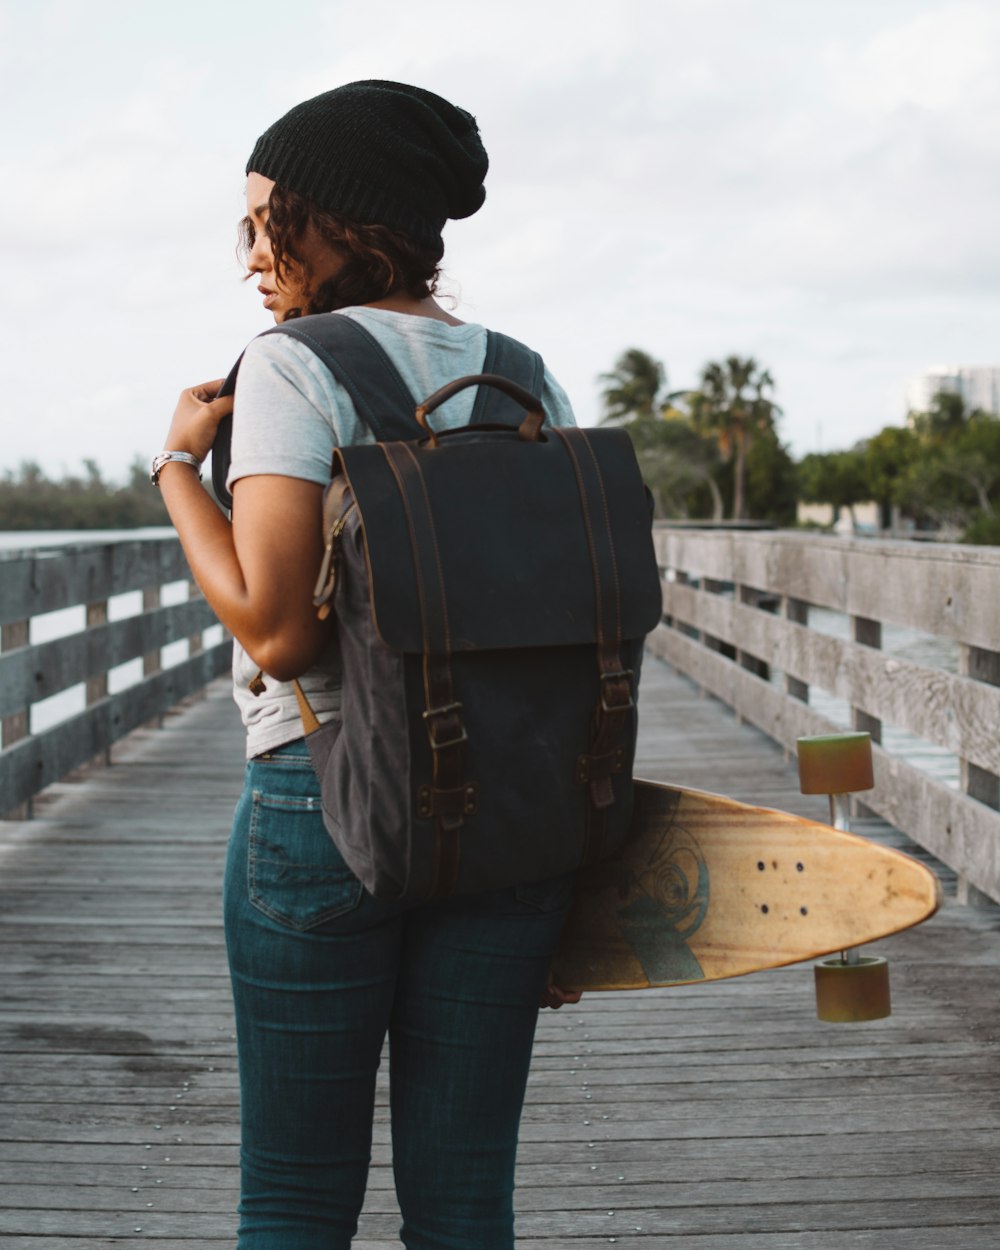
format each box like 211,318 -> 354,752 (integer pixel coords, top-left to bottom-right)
958,642 -> 1000,906
0,539 -> 191,625
0,599 -> 219,717
655,528 -> 1000,650
0,643 -> 230,814
663,583 -> 1000,772
3,1193 -> 1000,1238
1,661 -> 998,1250
648,623 -> 1000,901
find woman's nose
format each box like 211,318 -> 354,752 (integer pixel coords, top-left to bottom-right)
248,235 -> 272,273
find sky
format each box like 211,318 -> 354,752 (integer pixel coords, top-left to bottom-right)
3,0 -> 1000,480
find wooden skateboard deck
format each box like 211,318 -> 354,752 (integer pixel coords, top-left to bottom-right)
552,778 -> 942,992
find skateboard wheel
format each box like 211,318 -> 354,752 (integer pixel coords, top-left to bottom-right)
814,955 -> 890,1022
798,733 -> 874,795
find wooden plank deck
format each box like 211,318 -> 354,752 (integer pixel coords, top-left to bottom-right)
1,657 -> 999,1247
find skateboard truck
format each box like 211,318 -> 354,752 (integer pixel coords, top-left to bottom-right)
797,732 -> 891,1023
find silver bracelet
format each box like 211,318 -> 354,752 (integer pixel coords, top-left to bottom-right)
151,451 -> 203,486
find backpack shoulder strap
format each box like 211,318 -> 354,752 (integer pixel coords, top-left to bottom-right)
209,314 -> 420,509
210,319 -> 545,509
266,314 -> 419,442
470,331 -> 545,425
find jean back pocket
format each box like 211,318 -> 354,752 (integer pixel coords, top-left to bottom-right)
248,790 -> 364,930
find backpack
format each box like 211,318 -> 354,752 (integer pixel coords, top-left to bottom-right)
213,314 -> 662,901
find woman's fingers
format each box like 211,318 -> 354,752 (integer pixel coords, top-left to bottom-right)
163,382 -> 235,463
541,972 -> 584,1010
191,379 -> 230,402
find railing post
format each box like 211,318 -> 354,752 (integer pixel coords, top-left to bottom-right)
188,581 -> 203,657
851,615 -> 882,820
851,616 -> 882,741
85,600 -> 111,765
143,587 -> 164,728
699,577 -> 728,703
142,587 -> 162,677
783,597 -> 809,704
188,581 -> 206,701
735,588 -> 768,674
735,586 -> 769,730
781,596 -> 809,764
2,619 -> 31,819
702,578 -> 726,652
958,644 -> 1000,906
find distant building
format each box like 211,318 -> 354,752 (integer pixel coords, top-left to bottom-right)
797,501 -> 882,533
906,365 -> 1000,417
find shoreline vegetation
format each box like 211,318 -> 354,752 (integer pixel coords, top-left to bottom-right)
0,459 -> 171,531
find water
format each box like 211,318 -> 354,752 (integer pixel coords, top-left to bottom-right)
2,529 -> 225,734
0,527 -> 176,551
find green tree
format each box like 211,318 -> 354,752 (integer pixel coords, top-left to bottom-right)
798,449 -> 870,526
859,426 -> 920,529
0,458 -> 170,530
898,414 -> 1000,537
599,349 -> 667,424
684,356 -> 780,520
745,433 -> 798,525
626,416 -> 725,520
909,389 -> 974,442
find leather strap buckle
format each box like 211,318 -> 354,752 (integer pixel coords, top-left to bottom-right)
599,670 -> 635,712
422,701 -> 468,749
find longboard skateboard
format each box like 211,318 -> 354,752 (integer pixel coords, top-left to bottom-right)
552,778 -> 941,993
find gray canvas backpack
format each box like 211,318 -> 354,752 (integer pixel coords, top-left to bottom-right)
215,313 -> 662,901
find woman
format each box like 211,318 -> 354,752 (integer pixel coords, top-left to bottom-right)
156,81 -> 580,1248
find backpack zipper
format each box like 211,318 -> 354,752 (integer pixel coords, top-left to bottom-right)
313,502 -> 356,620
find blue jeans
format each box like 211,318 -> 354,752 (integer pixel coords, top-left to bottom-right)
223,741 -> 574,1249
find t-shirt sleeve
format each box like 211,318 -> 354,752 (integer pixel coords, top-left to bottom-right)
227,333 -> 369,489
542,367 -> 578,428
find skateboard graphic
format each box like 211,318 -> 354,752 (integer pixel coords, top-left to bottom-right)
552,734 -> 941,1017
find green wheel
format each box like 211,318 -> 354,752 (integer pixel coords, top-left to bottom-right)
815,955 -> 891,1023
798,733 -> 874,796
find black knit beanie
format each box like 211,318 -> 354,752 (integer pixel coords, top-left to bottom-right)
246,80 -> 488,250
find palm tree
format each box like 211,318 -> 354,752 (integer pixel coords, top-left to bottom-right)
599,349 -> 666,424
684,356 -> 780,520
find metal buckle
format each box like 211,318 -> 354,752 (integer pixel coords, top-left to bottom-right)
422,701 -> 468,749
599,670 -> 635,713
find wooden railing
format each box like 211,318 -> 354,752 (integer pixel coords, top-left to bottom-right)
649,528 -> 1000,905
0,538 -> 229,818
6,531 -> 999,904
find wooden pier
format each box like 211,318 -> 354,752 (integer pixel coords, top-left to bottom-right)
2,656 -> 999,1248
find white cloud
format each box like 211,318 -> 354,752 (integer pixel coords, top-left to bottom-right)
4,0 -> 1000,479
834,2 -> 1000,114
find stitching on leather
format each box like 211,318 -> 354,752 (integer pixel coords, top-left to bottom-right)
398,441 -> 452,654
381,444 -> 431,651
554,427 -> 605,645
573,429 -> 623,643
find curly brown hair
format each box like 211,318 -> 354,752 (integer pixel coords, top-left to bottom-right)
238,184 -> 443,318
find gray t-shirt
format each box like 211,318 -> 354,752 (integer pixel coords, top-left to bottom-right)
227,305 -> 578,757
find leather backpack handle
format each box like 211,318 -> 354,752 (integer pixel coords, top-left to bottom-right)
416,373 -> 545,446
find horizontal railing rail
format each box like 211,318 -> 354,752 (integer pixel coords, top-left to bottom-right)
650,528 -> 1000,905
0,538 -> 230,817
